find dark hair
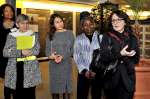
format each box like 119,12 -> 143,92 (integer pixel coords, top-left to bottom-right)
48,13 -> 64,41
108,10 -> 133,34
0,3 -> 15,22
79,16 -> 95,35
80,11 -> 90,21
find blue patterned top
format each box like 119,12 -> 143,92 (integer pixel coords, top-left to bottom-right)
73,31 -> 103,73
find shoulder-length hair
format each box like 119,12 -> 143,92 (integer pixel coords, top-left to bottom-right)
108,10 -> 133,34
48,13 -> 64,41
0,3 -> 15,22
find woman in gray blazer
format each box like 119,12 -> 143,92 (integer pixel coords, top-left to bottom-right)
3,14 -> 41,99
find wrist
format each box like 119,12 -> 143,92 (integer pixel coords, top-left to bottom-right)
81,69 -> 88,74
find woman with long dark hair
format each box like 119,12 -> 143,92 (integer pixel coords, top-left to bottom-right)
100,10 -> 140,99
45,13 -> 74,99
0,3 -> 16,78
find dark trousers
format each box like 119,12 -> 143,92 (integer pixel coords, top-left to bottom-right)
0,58 -> 8,78
4,86 -> 35,99
4,61 -> 36,99
104,79 -> 134,99
4,87 -> 16,99
77,73 -> 102,99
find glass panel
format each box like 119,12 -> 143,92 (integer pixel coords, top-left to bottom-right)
139,41 -> 143,47
140,49 -> 142,55
146,27 -> 150,32
139,26 -> 143,32
145,49 -> 150,58
145,34 -> 150,40
139,34 -> 143,40
76,12 -> 80,35
26,9 -> 50,56
145,42 -> 150,48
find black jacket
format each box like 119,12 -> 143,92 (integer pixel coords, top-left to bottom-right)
100,31 -> 140,92
0,21 -> 16,78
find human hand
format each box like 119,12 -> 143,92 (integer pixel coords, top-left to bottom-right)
54,55 -> 63,63
22,49 -> 32,56
120,45 -> 136,57
49,52 -> 57,59
85,71 -> 90,78
89,71 -> 96,78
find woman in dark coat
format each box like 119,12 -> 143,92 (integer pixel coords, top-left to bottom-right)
0,3 -> 16,78
100,10 -> 140,99
0,3 -> 16,99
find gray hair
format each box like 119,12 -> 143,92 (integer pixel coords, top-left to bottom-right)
16,14 -> 29,23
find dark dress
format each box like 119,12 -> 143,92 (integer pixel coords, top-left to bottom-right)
100,31 -> 140,99
0,21 -> 15,78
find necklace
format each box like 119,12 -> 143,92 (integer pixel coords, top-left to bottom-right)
3,21 -> 14,29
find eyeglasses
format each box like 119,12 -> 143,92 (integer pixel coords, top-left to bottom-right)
112,18 -> 124,23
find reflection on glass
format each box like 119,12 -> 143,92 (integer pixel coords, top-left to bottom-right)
139,26 -> 143,32
26,8 -> 50,57
145,49 -> 150,58
145,34 -> 150,40
145,42 -> 150,48
146,27 -> 150,32
76,12 -> 80,35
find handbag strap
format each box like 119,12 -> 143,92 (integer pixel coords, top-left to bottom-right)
97,34 -> 111,49
97,34 -> 101,47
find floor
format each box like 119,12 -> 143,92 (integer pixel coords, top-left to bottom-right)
0,60 -> 78,99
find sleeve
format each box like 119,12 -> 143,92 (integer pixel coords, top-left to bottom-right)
3,34 -> 22,58
70,31 -> 75,57
128,35 -> 140,65
29,32 -> 40,56
73,38 -> 89,73
45,35 -> 51,57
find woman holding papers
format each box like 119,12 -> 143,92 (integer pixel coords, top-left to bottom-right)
46,14 -> 74,99
3,14 -> 41,99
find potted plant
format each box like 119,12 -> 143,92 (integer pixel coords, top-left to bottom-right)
124,0 -> 149,37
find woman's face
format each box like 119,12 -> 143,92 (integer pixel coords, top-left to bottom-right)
82,20 -> 95,35
17,20 -> 29,32
111,13 -> 125,33
3,6 -> 13,20
54,17 -> 64,31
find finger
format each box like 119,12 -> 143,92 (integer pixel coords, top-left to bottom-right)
91,72 -> 96,77
127,50 -> 135,56
53,52 -> 57,54
123,45 -> 128,50
85,71 -> 90,78
129,51 -> 136,56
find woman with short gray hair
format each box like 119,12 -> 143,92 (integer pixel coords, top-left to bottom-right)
3,14 -> 41,99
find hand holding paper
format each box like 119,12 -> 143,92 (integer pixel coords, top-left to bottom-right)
22,49 -> 32,56
54,55 -> 63,63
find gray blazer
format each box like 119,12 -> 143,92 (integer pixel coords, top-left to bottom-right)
3,31 -> 41,89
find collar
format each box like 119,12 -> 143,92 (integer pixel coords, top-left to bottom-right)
10,29 -> 34,37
